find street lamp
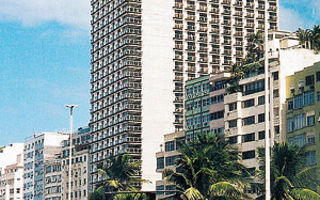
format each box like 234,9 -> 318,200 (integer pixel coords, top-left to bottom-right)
65,104 -> 78,200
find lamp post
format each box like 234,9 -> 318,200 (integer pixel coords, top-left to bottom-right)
264,2 -> 271,199
66,104 -> 78,200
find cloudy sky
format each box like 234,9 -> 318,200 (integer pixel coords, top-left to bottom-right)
0,0 -> 319,145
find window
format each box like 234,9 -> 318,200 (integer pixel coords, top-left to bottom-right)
287,114 -> 306,132
258,131 -> 265,140
304,91 -> 314,106
317,71 -> 320,82
258,114 -> 265,123
307,135 -> 315,145
156,185 -> 164,195
288,133 -> 306,147
274,125 -> 280,134
210,94 -> 224,105
306,151 -> 316,165
288,100 -> 293,110
242,150 -> 255,160
229,103 -> 237,111
165,141 -> 175,152
293,94 -> 303,109
228,136 -> 237,144
166,156 -> 179,166
243,133 -> 255,142
305,75 -> 315,86
243,99 -> 255,108
317,91 -> 320,101
244,80 -> 264,95
229,120 -> 237,128
273,71 -> 279,80
258,96 -> 265,105
210,111 -> 224,120
307,115 -> 315,126
157,157 -> 164,169
242,116 -> 255,126
273,89 -> 279,98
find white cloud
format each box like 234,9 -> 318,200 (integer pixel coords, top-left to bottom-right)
0,0 -> 91,30
279,6 -> 309,31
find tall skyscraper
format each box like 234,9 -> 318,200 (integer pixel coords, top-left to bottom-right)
89,0 -> 278,190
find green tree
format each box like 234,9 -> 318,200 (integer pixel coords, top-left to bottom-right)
258,143 -> 320,200
246,31 -> 264,62
89,187 -> 107,200
165,134 -> 251,200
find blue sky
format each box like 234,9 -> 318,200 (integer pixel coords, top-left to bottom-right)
0,0 -> 319,146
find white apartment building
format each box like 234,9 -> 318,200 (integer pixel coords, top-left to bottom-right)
23,132 -> 68,200
90,0 -> 278,190
0,143 -> 24,200
61,127 -> 90,199
224,30 -> 320,172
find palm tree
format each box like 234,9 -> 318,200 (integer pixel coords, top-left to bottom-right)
98,154 -> 146,191
89,187 -> 107,200
311,25 -> 320,52
246,31 -> 264,62
164,134 -> 251,200
258,143 -> 320,200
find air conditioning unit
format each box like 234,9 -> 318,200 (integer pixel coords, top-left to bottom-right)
298,80 -> 304,88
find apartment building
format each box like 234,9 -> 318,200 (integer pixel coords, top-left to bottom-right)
155,73 -> 230,199
285,62 -> 320,167
0,143 -> 24,200
90,0 -> 278,189
155,131 -> 185,200
44,159 -> 62,200
223,31 -> 320,173
61,127 -> 90,199
23,132 -> 68,200
185,73 -> 230,139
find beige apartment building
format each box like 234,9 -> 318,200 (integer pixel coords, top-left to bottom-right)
224,30 -> 320,172
90,0 -> 278,190
61,127 -> 90,199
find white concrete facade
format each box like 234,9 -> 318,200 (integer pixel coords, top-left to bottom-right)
23,132 -> 68,200
224,31 -> 320,172
0,143 -> 24,200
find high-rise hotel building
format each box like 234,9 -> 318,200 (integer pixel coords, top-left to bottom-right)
89,0 -> 278,190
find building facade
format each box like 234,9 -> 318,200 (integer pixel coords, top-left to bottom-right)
155,131 -> 185,200
223,31 -> 320,173
23,132 -> 68,200
61,127 -> 90,199
285,62 -> 320,167
44,160 -> 62,200
90,0 -> 278,190
0,143 -> 24,200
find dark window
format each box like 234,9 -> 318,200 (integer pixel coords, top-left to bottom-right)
243,99 -> 255,108
157,157 -> 164,169
229,103 -> 237,111
307,115 -> 315,126
305,151 -> 316,165
242,116 -> 255,126
273,71 -> 279,80
258,131 -> 265,140
258,96 -> 265,105
273,89 -> 279,98
243,133 -> 255,142
165,141 -> 175,152
247,167 -> 256,176
317,71 -> 320,82
156,185 -> 164,195
242,150 -> 255,160
274,125 -> 280,134
229,120 -> 237,128
306,75 -> 315,86
244,80 -> 264,95
288,100 -> 293,110
258,114 -> 265,123
307,135 -> 316,145
228,136 -> 237,144
165,156 -> 177,166
210,111 -> 224,120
